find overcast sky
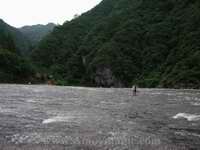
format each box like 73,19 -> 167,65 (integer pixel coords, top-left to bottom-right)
0,0 -> 102,28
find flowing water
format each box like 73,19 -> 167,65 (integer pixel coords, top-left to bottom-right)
0,84 -> 200,150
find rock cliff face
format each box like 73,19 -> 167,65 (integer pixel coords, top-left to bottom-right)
94,68 -> 123,87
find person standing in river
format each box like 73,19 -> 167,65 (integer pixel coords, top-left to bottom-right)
132,85 -> 137,96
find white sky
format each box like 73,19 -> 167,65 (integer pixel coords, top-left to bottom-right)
0,0 -> 102,28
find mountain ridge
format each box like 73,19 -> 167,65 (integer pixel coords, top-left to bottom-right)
19,23 -> 56,47
31,0 -> 200,88
1,0 -> 199,88
0,19 -> 31,55
0,19 -> 35,83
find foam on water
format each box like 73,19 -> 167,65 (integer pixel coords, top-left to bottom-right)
33,88 -> 44,92
194,97 -> 200,101
191,102 -> 200,106
69,86 -> 99,91
173,113 -> 200,121
26,98 -> 37,103
0,106 -> 15,114
42,116 -> 74,124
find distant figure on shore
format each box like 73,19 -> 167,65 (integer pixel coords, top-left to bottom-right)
132,85 -> 137,96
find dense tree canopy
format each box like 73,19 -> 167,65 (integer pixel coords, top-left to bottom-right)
31,0 -> 200,88
20,23 -> 55,47
0,19 -> 31,55
0,20 -> 35,83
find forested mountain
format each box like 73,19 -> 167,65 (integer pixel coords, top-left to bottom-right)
20,23 -> 56,46
0,19 -> 31,55
0,19 -> 35,83
31,0 -> 199,88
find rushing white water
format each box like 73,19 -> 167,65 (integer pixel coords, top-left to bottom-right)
173,113 -> 200,121
191,102 -> 200,106
42,116 -> 74,124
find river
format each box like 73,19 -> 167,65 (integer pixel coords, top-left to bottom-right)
0,84 -> 199,150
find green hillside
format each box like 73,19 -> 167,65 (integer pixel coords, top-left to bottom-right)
0,19 -> 35,83
31,0 -> 200,88
0,19 -> 31,55
20,23 -> 55,46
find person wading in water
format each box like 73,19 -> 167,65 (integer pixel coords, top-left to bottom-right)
132,85 -> 137,96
